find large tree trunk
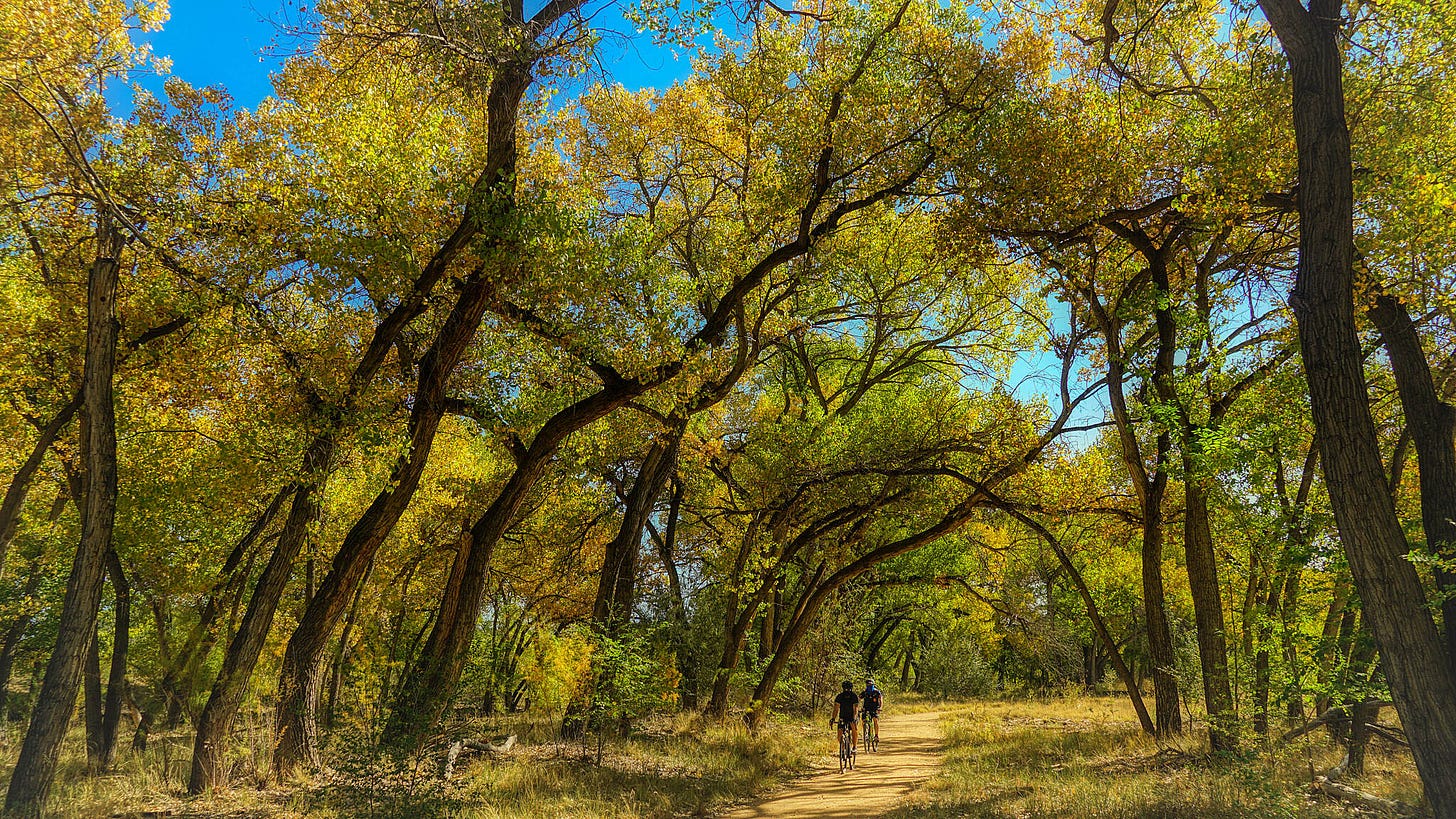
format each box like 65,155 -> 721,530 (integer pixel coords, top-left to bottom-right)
270,50 -> 540,773
188,39 -> 525,788
1082,267 -> 1182,737
1259,1 -> 1456,812
595,432 -> 681,630
271,246 -> 511,775
1182,458 -> 1236,751
5,222 -> 124,819
1369,293 -> 1456,666
84,630 -> 103,771
381,383 -> 638,747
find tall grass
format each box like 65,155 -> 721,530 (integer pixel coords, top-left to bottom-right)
886,697 -> 1425,819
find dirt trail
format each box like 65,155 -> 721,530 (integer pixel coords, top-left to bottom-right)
721,711 -> 944,818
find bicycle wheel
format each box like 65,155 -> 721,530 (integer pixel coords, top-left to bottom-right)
870,717 -> 879,753
862,717 -> 872,753
837,726 -> 850,773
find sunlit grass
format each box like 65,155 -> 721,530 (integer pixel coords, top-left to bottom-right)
886,696 -> 1425,819
1,710 -> 812,818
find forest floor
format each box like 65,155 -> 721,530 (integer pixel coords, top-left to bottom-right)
11,696 -> 1427,818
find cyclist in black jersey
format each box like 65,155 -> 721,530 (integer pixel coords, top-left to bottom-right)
832,681 -> 859,729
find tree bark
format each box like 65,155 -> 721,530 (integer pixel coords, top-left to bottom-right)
381,382 -> 640,747
1140,471 -> 1182,736
271,245 -> 511,775
99,548 -> 129,770
84,629 -> 103,772
1258,0 -> 1456,812
1081,266 -> 1183,737
6,221 -> 124,819
1182,458 -> 1236,751
1369,293 -> 1456,666
188,27 -> 530,786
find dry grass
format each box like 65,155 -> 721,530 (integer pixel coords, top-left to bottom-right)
2,711 -> 812,819
886,696 -> 1426,819
2,698 -> 1429,818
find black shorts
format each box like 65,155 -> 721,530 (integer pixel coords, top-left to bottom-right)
837,712 -> 857,725
863,709 -> 880,720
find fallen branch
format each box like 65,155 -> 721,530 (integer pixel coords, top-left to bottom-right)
441,733 -> 516,779
464,734 -> 517,754
1363,722 -> 1410,748
443,740 -> 465,779
1276,702 -> 1392,746
1312,777 -> 1420,817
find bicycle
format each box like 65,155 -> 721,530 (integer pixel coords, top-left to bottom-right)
834,719 -> 857,772
862,712 -> 879,753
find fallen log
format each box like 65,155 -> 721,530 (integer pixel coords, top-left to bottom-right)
464,734 -> 516,754
1312,776 -> 1420,817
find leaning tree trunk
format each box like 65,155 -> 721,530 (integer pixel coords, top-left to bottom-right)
1369,293 -> 1456,667
188,49 -> 519,789
1140,471 -> 1183,737
5,222 -> 124,819
189,443 -> 330,793
1005,507 -> 1155,735
1259,0 -> 1456,812
0,392 -> 81,579
562,431 -> 681,738
271,262 -> 506,774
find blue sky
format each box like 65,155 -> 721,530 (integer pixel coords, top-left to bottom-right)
141,1 -> 1105,444
144,0 -> 699,108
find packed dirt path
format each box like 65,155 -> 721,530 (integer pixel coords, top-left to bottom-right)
721,710 -> 945,819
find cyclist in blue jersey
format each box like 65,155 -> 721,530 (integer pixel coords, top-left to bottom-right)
860,679 -> 883,751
